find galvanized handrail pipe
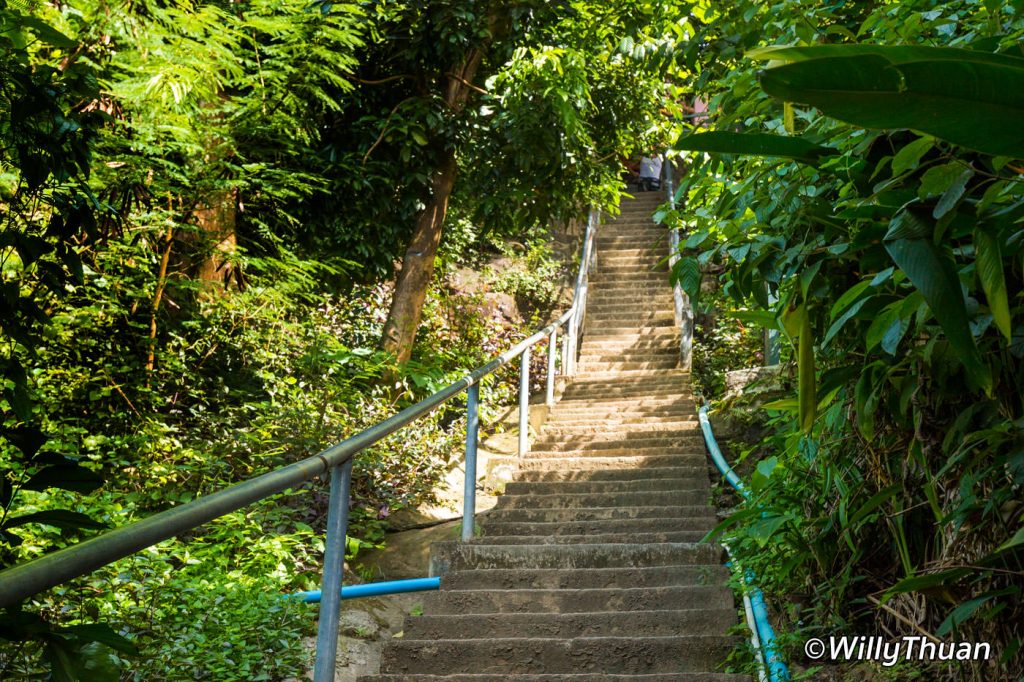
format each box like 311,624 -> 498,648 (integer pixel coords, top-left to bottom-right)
518,347 -> 531,457
545,328 -> 558,407
0,308 -> 570,609
312,459 -> 353,681
662,154 -> 693,370
462,382 -> 480,542
566,208 -> 599,377
0,208 -> 595,681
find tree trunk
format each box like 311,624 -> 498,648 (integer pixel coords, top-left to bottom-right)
380,47 -> 486,366
381,151 -> 458,365
187,187 -> 239,291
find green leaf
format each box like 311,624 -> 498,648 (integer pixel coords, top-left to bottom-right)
997,526 -> 1024,553
673,131 -> 836,163
759,53 -> 1024,157
849,485 -> 900,526
3,510 -> 106,531
23,464 -> 104,494
933,168 -> 974,219
882,567 -> 972,603
748,44 -> 1024,70
16,14 -> 78,49
919,163 -> 965,199
936,595 -> 997,637
892,136 -> 933,175
63,624 -> 139,655
747,513 -> 792,547
974,227 -> 1011,341
672,256 -> 701,306
798,305 -> 816,433
884,231 -> 991,392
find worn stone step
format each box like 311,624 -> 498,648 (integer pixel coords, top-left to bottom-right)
438,565 -> 731,591
580,328 -> 677,340
532,434 -> 702,450
364,674 -> 748,682
552,404 -> 692,415
429,542 -> 723,573
379,636 -> 737,675
422,585 -> 733,616
401,609 -> 737,640
473,530 -> 710,545
514,466 -> 706,482
479,505 -> 715,525
577,361 -> 680,373
557,390 -> 691,402
573,368 -> 692,378
481,518 -> 713,538
526,448 -> 706,459
540,422 -> 699,435
504,478 -> 703,496
508,454 -> 709,471
494,490 -> 707,510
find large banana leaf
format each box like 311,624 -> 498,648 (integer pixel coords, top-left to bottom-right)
749,44 -> 1024,69
757,50 -> 1024,158
884,234 -> 992,393
673,131 -> 836,163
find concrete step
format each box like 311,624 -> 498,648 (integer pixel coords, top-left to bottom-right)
479,505 -> 715,525
364,674 -> 749,682
438,565 -> 731,590
379,636 -> 737,675
508,454 -> 709,471
514,466 -> 707,482
552,399 -> 696,409
576,360 -> 681,372
504,478 -> 703,495
422,585 -> 732,616
532,434 -> 703,450
402,609 -> 737,640
494,490 -> 708,509
473,530 -> 710,545
429,541 -> 723,572
481,518 -> 714,538
525,447 -> 707,458
581,323 -> 675,333
540,421 -> 699,433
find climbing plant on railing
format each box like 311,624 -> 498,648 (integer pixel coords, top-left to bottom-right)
670,0 -> 1024,677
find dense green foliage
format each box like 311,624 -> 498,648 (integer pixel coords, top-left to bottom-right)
671,0 -> 1024,678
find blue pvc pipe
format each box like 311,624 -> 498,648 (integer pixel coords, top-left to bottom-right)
294,576 -> 441,604
699,404 -> 790,682
698,405 -> 747,496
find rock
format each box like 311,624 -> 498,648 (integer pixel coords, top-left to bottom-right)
338,609 -> 383,640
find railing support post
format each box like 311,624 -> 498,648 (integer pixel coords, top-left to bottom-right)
312,459 -> 353,682
518,347 -> 531,457
545,328 -> 557,407
461,383 -> 480,542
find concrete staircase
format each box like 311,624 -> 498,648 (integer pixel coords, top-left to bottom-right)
361,194 -> 745,681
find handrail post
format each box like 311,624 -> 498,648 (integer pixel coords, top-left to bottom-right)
545,328 -> 557,407
312,459 -> 353,682
461,383 -> 480,542
518,347 -> 531,457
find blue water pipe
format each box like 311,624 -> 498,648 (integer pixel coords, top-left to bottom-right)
292,576 -> 441,604
699,404 -> 791,682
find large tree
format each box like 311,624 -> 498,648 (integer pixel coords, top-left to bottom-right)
303,0 -> 684,366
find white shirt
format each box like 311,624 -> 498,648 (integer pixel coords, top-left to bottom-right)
639,156 -> 663,179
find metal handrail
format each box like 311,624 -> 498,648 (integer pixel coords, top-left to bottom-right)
0,208 -> 601,682
662,153 -> 693,370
